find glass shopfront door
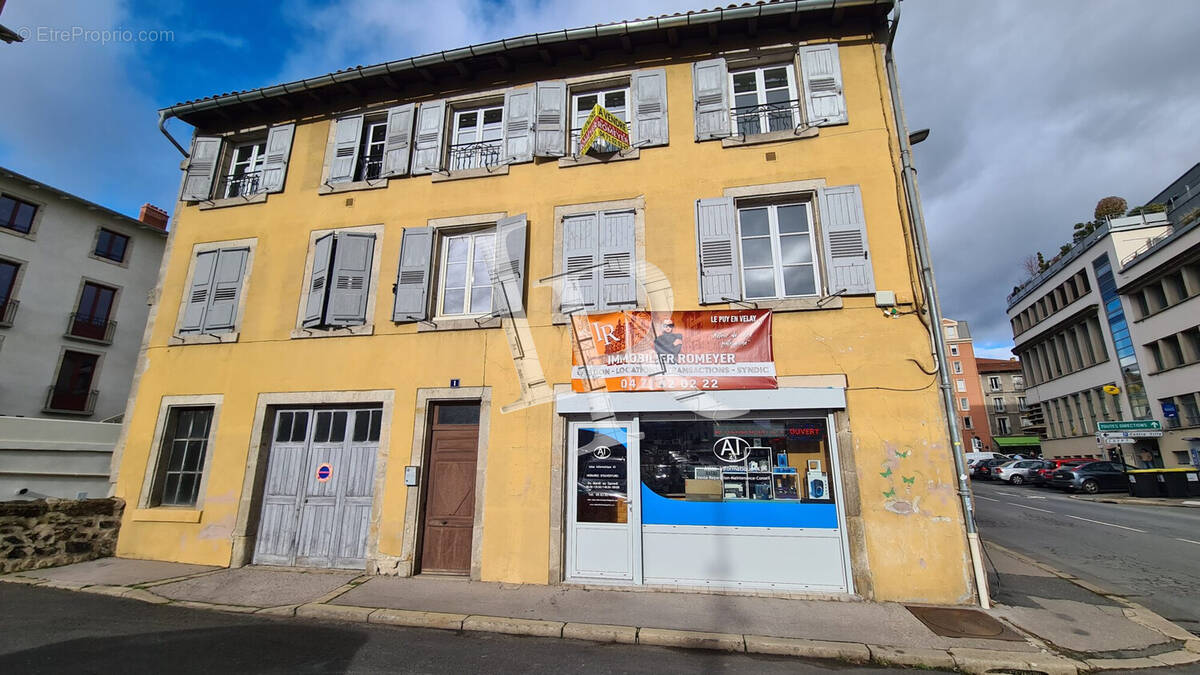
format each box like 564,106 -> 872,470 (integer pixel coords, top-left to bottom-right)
566,420 -> 642,582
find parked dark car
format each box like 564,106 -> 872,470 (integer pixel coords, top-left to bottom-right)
1032,459 -> 1086,486
974,458 -> 1011,481
1049,461 -> 1132,493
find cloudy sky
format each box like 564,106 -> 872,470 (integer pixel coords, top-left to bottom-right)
2,0 -> 1198,356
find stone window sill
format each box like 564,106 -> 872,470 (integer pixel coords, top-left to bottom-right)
703,296 -> 844,312
418,316 -> 501,332
290,324 -> 374,339
319,178 -> 390,195
88,252 -> 130,269
130,508 -> 202,523
558,148 -> 640,168
0,226 -> 36,242
170,332 -> 240,345
196,192 -> 269,210
64,333 -> 114,347
721,126 -> 819,148
431,164 -> 510,183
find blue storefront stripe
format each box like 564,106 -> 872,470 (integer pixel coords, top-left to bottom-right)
640,484 -> 838,529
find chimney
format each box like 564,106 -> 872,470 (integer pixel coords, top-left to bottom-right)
139,203 -> 169,230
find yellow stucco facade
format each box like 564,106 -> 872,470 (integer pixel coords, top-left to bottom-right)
113,16 -> 976,605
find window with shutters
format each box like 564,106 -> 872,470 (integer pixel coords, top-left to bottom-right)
729,64 -> 800,137
220,139 -> 267,199
0,193 -> 39,236
552,199 -> 643,321
293,225 -> 382,338
174,240 -> 255,344
736,200 -> 820,300
185,125 -> 294,205
570,85 -> 629,155
356,116 -> 389,181
448,105 -> 505,171
436,228 -> 496,318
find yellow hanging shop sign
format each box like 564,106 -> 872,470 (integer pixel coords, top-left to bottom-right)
579,104 -> 630,154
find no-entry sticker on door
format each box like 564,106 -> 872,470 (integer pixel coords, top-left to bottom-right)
316,463 -> 333,482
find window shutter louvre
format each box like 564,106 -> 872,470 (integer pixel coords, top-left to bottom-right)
180,136 -> 222,201
503,87 -> 534,164
692,59 -> 729,141
261,124 -> 295,193
410,100 -> 446,175
631,68 -> 669,147
392,227 -> 433,322
180,250 -> 218,332
303,234 -> 335,327
798,43 -> 847,126
695,197 -> 741,304
560,214 -> 598,313
202,247 -> 249,331
382,103 -> 415,177
327,233 -> 375,326
598,210 -> 637,311
492,213 -> 528,314
819,185 -> 874,295
328,115 -> 364,183
533,80 -> 567,158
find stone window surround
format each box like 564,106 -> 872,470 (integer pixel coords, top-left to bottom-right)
43,345 -> 106,416
396,386 -> 492,580
717,47 -> 825,147
718,178 -> 846,313
550,195 -> 647,325
189,126 -> 276,211
230,389 -> 396,569
170,237 -> 258,345
290,223 -> 384,339
88,224 -> 136,268
0,188 -> 49,241
64,276 -> 124,346
132,394 -> 224,520
418,212 -> 508,333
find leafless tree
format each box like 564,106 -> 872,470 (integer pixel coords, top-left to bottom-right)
1020,254 -> 1040,278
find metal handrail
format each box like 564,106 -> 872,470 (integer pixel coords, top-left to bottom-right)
44,386 -> 99,414
447,140 -> 503,171
0,298 -> 18,325
1120,227 -> 1176,267
729,98 -> 804,137
67,312 -> 117,343
219,170 -> 264,199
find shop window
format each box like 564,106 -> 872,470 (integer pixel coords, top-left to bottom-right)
0,194 -> 37,234
150,406 -> 214,507
639,418 -> 834,503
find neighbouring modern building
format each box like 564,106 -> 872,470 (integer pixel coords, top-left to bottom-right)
0,166 -> 168,498
1149,161 -> 1199,228
943,319 -> 991,453
975,357 -> 1039,455
111,1 -> 982,604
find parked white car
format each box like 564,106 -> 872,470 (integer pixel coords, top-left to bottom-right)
994,459 -> 1045,485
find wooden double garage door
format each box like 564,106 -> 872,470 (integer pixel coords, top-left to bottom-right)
253,407 -> 381,569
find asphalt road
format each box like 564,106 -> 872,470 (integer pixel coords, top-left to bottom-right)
971,479 -> 1200,633
0,584 -> 912,674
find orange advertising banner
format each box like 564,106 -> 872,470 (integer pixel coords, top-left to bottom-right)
570,310 -> 776,392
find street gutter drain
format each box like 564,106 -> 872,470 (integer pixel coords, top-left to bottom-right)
905,606 -> 1025,641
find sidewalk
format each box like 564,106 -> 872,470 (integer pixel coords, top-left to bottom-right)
4,544 -> 1198,673
1070,494 -> 1200,508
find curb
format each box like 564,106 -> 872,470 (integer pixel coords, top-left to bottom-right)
1067,495 -> 1200,508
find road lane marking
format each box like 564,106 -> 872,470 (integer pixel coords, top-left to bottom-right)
1177,538 -> 1200,546
1066,514 -> 1145,533
1008,502 -> 1054,513
975,496 -> 1001,502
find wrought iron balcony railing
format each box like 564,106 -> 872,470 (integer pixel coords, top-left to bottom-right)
356,154 -> 384,181
447,141 -> 504,171
44,385 -> 99,415
729,98 -> 803,137
569,129 -> 628,157
0,298 -> 17,326
219,170 -> 264,199
66,312 -> 117,344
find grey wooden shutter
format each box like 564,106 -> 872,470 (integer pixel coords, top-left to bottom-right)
560,214 -> 598,312
327,233 -> 375,326
382,104 -> 415,177
695,197 -> 741,304
492,213 -> 528,314
410,100 -> 446,175
180,250 -> 218,332
303,234 -> 335,327
261,124 -> 295,193
533,80 -> 567,158
503,87 -> 534,164
392,228 -> 433,322
819,185 -> 874,295
631,69 -> 669,147
692,59 -> 729,141
798,43 -> 847,126
180,136 -> 222,201
598,210 -> 637,311
328,115 -> 364,183
203,247 -> 249,331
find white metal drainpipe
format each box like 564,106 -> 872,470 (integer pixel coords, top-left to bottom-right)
885,1 -> 991,609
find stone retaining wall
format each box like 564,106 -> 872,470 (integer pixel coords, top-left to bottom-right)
0,498 -> 123,573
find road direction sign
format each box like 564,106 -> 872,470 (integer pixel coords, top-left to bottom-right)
1096,420 -> 1161,431
1099,430 -> 1163,439
1096,436 -> 1135,444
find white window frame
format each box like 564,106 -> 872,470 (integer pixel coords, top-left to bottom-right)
997,417 -> 1011,435
959,397 -> 970,411
436,227 -> 497,319
736,200 -> 821,301
989,376 -> 1001,391
993,397 -> 1005,413
953,361 -> 963,374
570,85 -> 629,155
956,379 -> 966,392
223,140 -> 267,198
1013,375 -> 1024,389
356,118 -> 388,181
728,63 -> 800,137
963,416 -> 973,429
449,105 -> 505,171
949,344 -> 959,356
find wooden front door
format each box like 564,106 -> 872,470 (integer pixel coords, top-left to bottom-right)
419,403 -> 481,575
